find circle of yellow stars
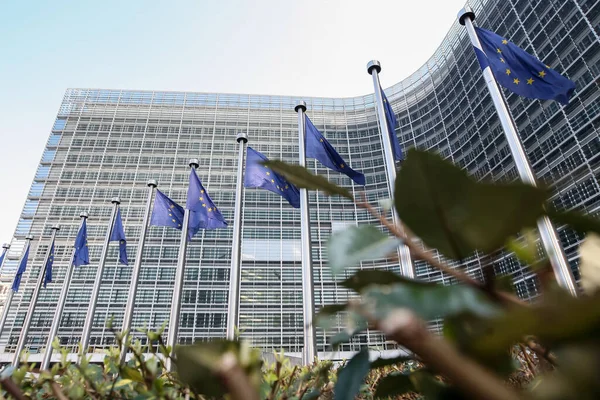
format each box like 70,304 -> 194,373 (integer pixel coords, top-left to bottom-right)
496,37 -> 548,87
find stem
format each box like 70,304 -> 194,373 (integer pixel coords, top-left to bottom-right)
50,381 -> 69,400
217,353 -> 259,400
0,378 -> 26,400
518,343 -> 536,377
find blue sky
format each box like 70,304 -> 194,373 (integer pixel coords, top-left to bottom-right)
0,0 -> 466,242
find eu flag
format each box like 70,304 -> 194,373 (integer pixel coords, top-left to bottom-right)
0,247 -> 7,269
73,219 -> 90,267
109,208 -> 128,265
380,87 -> 404,161
43,239 -> 55,288
305,115 -> 365,185
474,27 -> 576,105
244,147 -> 301,208
150,189 -> 184,230
12,243 -> 30,292
186,168 -> 227,240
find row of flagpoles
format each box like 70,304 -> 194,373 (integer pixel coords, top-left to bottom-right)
0,5 -> 580,368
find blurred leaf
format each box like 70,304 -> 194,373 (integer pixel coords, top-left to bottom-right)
263,160 -> 353,200
493,274 -> 515,295
121,366 -> 144,383
331,311 -> 368,348
374,373 -> 414,398
411,370 -> 467,399
114,379 -> 134,389
327,226 -> 401,275
395,149 -> 547,259
547,209 -> 600,235
578,233 -> 600,295
378,198 -> 394,211
342,269 -> 414,292
334,348 -> 370,400
316,304 -> 348,329
370,355 -> 413,369
506,229 -> 540,265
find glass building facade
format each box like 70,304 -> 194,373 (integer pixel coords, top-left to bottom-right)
1,0 -> 600,360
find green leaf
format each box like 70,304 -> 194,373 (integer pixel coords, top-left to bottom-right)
121,366 -> 144,383
370,355 -> 413,369
114,379 -> 134,389
334,348 -> 370,400
547,208 -> 600,235
410,370 -> 467,399
395,149 -> 547,259
374,373 -> 414,399
315,304 -> 348,329
262,160 -> 354,200
506,229 -> 540,265
361,280 -> 500,321
341,270 -> 409,292
327,226 -> 401,275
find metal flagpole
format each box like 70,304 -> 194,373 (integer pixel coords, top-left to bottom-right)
79,197 -> 121,361
294,101 -> 317,365
226,133 -> 248,340
165,158 -> 198,372
367,61 -> 415,280
13,226 -> 60,367
0,235 -> 34,334
0,244 -> 10,269
119,180 -> 157,365
458,6 -> 578,296
41,213 -> 88,370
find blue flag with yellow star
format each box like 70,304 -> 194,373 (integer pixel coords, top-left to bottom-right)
244,147 -> 300,208
73,219 -> 90,267
0,247 -> 7,269
12,242 -> 30,292
186,168 -> 228,239
150,189 -> 184,231
44,239 -> 55,288
474,27 -> 575,105
305,115 -> 365,185
380,87 -> 404,161
109,208 -> 128,265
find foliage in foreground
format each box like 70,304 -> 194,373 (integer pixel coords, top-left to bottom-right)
3,149 -> 600,399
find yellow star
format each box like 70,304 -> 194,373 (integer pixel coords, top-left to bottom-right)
502,39 -> 508,45
505,69 -> 511,75
340,164 -> 344,168
500,57 -> 505,63
172,219 -> 176,222
320,138 -> 324,142
168,213 -> 172,216
208,207 -> 212,212
170,204 -> 175,209
178,224 -> 181,227
202,203 -> 206,207
199,196 -> 204,201
271,179 -> 275,183
546,64 -> 551,68
496,48 -> 502,53
266,171 -> 270,176
539,71 -> 546,78
200,190 -> 204,194
513,78 -> 520,85
285,185 -> 289,189
527,78 -> 534,85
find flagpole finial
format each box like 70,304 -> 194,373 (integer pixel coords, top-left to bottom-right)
147,179 -> 158,188
2,243 -> 9,250
367,60 -> 381,75
25,235 -> 34,241
80,212 -> 89,219
236,132 -> 248,143
52,225 -> 60,231
189,158 -> 199,169
111,197 -> 121,205
458,6 -> 475,25
295,100 -> 307,113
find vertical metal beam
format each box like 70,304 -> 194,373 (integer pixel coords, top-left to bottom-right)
79,198 -> 121,361
294,101 -> 317,365
226,133 -> 248,340
165,158 -> 198,372
41,213 -> 88,370
458,7 -> 578,296
13,226 -> 60,367
367,61 -> 415,279
0,236 -> 34,335
119,180 -> 157,365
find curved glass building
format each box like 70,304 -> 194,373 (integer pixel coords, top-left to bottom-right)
1,0 -> 599,361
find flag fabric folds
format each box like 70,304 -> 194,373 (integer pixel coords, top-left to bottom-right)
43,239 -> 55,288
187,168 -> 228,240
380,87 -> 404,161
109,208 -> 128,265
305,115 -> 365,185
150,189 -> 184,230
11,244 -> 30,292
73,219 -> 90,267
244,146 -> 301,208
474,27 -> 576,105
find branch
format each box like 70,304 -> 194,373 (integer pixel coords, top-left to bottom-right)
0,378 -> 26,400
50,381 -> 69,400
217,353 -> 259,400
354,304 -> 520,400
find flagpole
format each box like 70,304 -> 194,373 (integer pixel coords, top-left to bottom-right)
166,158 -> 198,372
0,235 -> 34,334
79,197 -> 121,361
0,244 -> 10,268
41,213 -> 87,369
294,101 -> 317,365
119,180 -> 157,365
367,61 -> 415,280
226,133 -> 248,341
458,7 -> 578,296
12,226 -> 59,367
